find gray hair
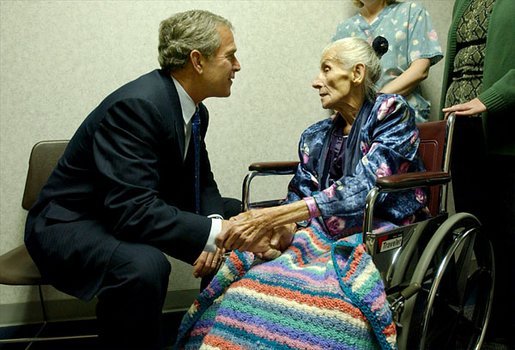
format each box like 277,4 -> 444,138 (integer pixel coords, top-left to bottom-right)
323,37 -> 382,101
158,10 -> 233,72
351,0 -> 397,8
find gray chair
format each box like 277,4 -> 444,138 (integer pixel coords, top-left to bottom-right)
0,140 -> 97,345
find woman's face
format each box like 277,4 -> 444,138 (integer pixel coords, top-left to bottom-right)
312,48 -> 354,112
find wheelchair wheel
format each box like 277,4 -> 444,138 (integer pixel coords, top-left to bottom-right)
401,213 -> 495,350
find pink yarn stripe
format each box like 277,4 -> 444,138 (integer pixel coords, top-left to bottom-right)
215,315 -> 324,350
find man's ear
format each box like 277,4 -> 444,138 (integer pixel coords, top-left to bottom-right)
190,50 -> 203,74
352,63 -> 366,84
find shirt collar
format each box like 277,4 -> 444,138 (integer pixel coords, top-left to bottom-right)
171,76 -> 196,124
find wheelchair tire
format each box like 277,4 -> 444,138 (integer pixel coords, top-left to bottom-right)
399,213 -> 495,350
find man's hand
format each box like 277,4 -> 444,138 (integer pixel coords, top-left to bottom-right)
442,98 -> 487,118
192,247 -> 225,278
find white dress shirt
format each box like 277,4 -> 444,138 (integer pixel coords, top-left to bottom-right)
172,77 -> 221,253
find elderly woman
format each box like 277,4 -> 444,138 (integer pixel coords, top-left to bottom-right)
175,37 -> 427,350
333,0 -> 443,123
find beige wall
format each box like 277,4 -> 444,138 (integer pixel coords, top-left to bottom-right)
0,0 -> 452,317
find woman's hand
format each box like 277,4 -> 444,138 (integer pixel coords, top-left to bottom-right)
192,247 -> 225,278
217,208 -> 275,252
442,98 -> 486,118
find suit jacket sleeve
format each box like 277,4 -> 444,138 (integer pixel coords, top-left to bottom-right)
93,97 -> 211,264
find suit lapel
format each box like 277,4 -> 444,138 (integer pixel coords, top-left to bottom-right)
159,70 -> 186,160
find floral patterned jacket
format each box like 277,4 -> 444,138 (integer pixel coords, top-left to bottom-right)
287,94 -> 427,238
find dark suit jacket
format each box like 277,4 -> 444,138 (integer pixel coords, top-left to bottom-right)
24,69 -> 224,299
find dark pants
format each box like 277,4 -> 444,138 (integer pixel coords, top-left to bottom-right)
96,242 -> 170,350
450,118 -> 486,218
96,197 -> 242,349
482,155 -> 515,346
451,118 -> 515,345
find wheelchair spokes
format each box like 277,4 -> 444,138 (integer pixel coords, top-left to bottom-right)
404,214 -> 495,350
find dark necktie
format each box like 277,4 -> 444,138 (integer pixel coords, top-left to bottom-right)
192,109 -> 201,214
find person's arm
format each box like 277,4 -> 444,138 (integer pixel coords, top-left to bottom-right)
380,58 -> 430,96
442,98 -> 486,117
381,3 -> 442,97
94,98 -> 211,263
479,69 -> 515,113
442,69 -> 515,117
217,201 -> 309,252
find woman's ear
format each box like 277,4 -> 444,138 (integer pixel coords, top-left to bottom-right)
352,63 -> 366,84
190,50 -> 203,74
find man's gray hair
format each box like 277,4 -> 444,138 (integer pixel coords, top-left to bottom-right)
158,10 -> 233,72
323,37 -> 382,102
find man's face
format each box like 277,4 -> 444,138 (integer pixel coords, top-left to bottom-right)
202,26 -> 241,98
312,48 -> 353,111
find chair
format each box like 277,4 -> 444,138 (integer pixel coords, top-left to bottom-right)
241,114 -> 495,350
0,140 -> 98,346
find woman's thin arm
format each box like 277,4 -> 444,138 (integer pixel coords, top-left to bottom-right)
380,58 -> 430,96
217,200 -> 310,252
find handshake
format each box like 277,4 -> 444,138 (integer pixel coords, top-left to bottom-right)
193,207 -> 296,278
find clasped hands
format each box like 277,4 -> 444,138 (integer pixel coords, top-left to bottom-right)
193,208 -> 295,278
219,208 -> 295,259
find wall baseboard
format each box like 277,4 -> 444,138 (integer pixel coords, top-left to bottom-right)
0,289 -> 199,327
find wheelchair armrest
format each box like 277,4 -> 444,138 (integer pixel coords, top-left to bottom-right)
248,161 -> 299,174
363,171 -> 451,237
243,161 -> 299,211
375,171 -> 451,191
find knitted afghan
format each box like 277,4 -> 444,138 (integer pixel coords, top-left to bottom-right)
175,220 -> 397,349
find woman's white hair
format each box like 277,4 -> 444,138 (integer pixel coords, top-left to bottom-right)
351,0 -> 397,8
323,37 -> 382,101
158,10 -> 233,72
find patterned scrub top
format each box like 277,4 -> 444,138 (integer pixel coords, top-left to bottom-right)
333,1 -> 443,122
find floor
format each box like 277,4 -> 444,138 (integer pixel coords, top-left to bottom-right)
0,311 -> 184,350
0,312 -> 510,350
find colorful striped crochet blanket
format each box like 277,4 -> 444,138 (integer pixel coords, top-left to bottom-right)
174,220 -> 397,349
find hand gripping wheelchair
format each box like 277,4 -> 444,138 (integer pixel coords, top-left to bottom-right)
241,114 -> 495,350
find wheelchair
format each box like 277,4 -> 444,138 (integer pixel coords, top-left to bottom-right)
240,114 -> 495,350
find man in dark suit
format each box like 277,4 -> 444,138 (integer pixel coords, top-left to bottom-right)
24,10 -> 241,349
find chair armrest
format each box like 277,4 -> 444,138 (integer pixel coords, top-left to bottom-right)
375,171 -> 451,191
243,161 -> 299,211
363,171 -> 451,238
248,161 -> 299,174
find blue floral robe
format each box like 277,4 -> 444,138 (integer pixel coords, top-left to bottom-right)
287,93 -> 427,238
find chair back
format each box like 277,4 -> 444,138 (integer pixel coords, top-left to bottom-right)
416,115 -> 455,215
22,140 -> 68,210
1,140 -> 68,285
